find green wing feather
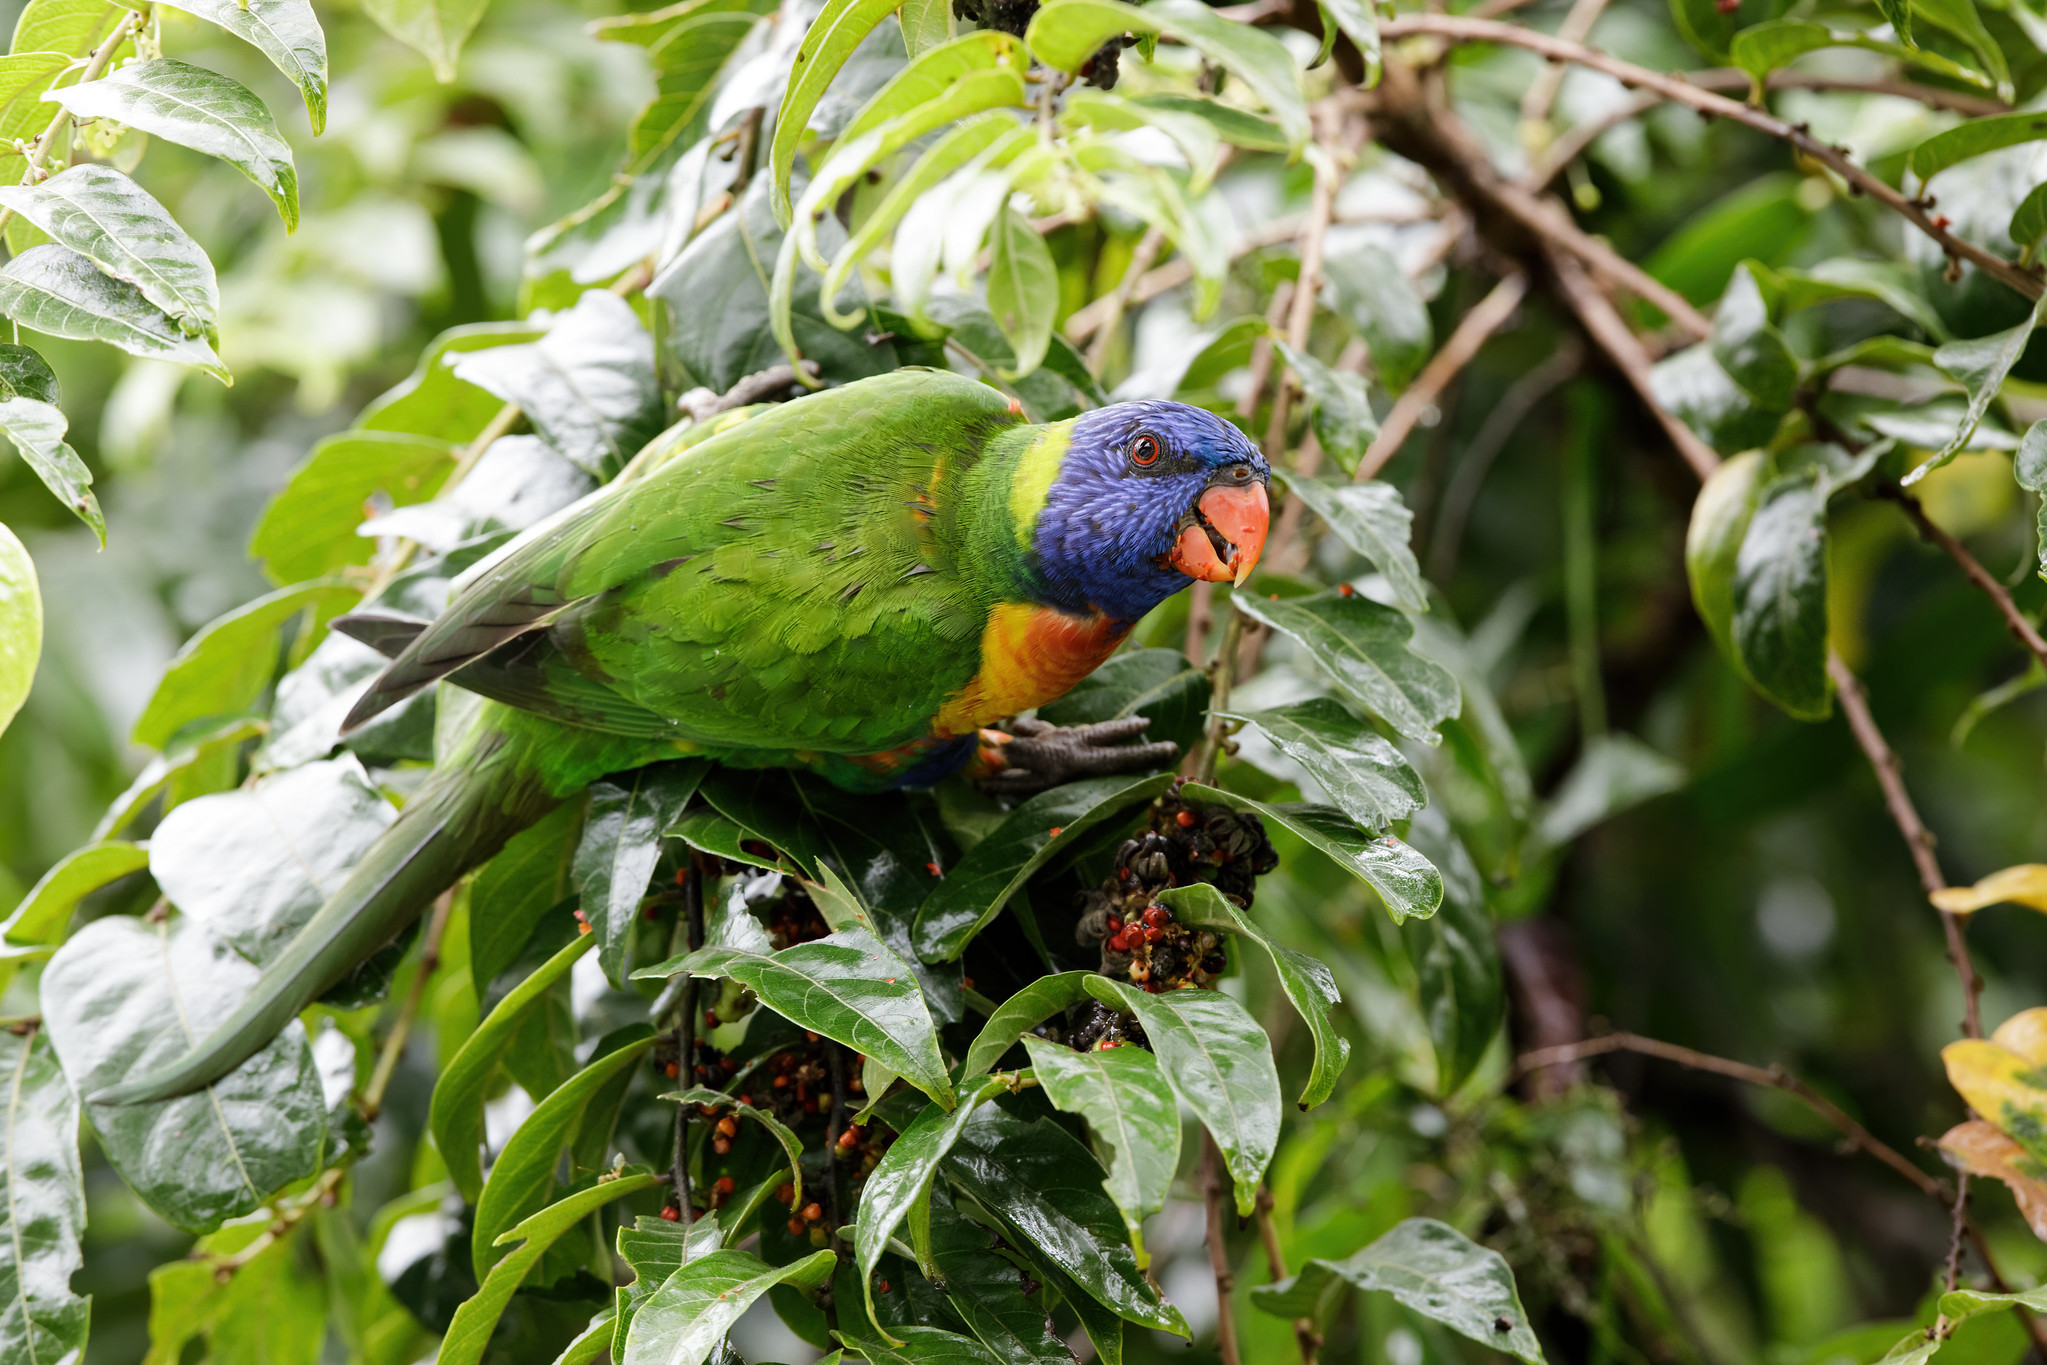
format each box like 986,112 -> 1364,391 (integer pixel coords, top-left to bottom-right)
346,369 -> 1031,754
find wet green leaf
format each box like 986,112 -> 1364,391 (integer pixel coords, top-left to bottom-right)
1278,464 -> 1426,606
151,0 -> 327,131
0,1026 -> 87,1365
623,1248 -> 836,1364
1224,697 -> 1424,831
431,933 -> 596,1202
0,165 -> 219,343
574,760 -> 709,985
1229,590 -> 1458,742
988,206 -> 1056,380
0,245 -> 225,379
1082,978 -> 1278,1215
639,928 -> 955,1108
1650,344 -> 1786,455
48,61 -> 299,230
1,840 -> 146,946
43,912 -> 326,1232
0,520 -> 40,737
0,359 -> 99,542
612,1215 -> 723,1350
1251,1218 -> 1546,1362
923,1182 -> 1073,1361
2017,421 -> 2047,580
770,0 -> 903,224
911,773 -> 1172,961
1182,784 -> 1443,921
959,971 -> 1096,1077
1324,242 -> 1432,394
670,1086 -> 807,1216
249,431 -> 455,583
1401,806 -> 1501,1095
1711,263 -> 1797,411
132,581 -> 359,750
1022,1037 -> 1179,1263
359,0 -> 487,82
1272,348 -> 1380,476
1908,293 -> 2047,485
1685,450 -> 1764,679
836,1326 -> 1004,1363
1732,468 -> 1831,719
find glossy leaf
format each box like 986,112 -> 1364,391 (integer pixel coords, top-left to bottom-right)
0,365 -> 99,543
940,1101 -> 1189,1335
1037,647 -> 1210,756
1731,468 -> 1831,720
359,0 -> 487,82
451,291 -> 661,477
1251,1218 -> 1545,1363
1685,450 -> 1764,681
1710,263 -> 1796,411
1157,883 -> 1351,1110
2019,422 -> 2047,582
612,1215 -> 724,1351
1324,241 -> 1433,394
573,760 -> 708,984
0,245 -> 225,379
1083,977 -> 1278,1215
1022,1037 -> 1179,1263
1536,734 -> 1687,849
0,165 -> 219,343
1730,19 -> 1988,91
1651,344 -> 1784,455
1229,590 -> 1458,742
836,1326 -> 1003,1363
638,928 -> 954,1108
912,772 -> 1172,961
855,1076 -> 1010,1338
151,0 -> 327,131
1273,345 -> 1380,476
249,431 -> 455,583
1768,257 -> 1949,342
1,840 -> 145,947
922,1182 -> 1074,1362
666,808 -> 785,872
1402,806 -> 1502,1095
469,799 -> 584,998
132,581 -> 358,749
622,1248 -> 836,1364
0,520 -> 40,739
149,755 -> 396,967
1182,784 -> 1443,921
0,1026 -> 87,1365
430,933 -> 596,1201
959,971 -> 1096,1077
42,912 -> 326,1232
1908,293 -> 2047,485
1911,110 -> 2047,185
48,61 -> 299,230
838,31 -> 1023,148
670,1086 -> 806,1215
2012,184 -> 2047,259
1225,697 -> 1423,832
987,206 -> 1056,380
474,1030 -> 657,1279
438,1172 -> 664,1365
770,0 -> 903,224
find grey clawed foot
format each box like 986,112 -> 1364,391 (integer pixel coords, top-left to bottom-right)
975,715 -> 1179,796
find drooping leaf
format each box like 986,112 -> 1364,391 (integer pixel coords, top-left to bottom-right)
1037,647 -> 1210,757
1082,977 -> 1278,1215
0,245 -> 225,379
1710,263 -> 1797,411
987,206 -> 1056,380
42,912 -> 327,1233
1251,1218 -> 1546,1363
1651,344 -> 1786,455
1156,883 -> 1351,1110
1182,783 -> 1444,921
1768,257 -> 1950,342
150,0 -> 327,131
1272,345 -> 1380,477
1401,805 -> 1502,1095
1731,468 -> 1831,720
0,362 -> 99,542
450,291 -> 662,478
473,1030 -> 657,1279
621,1248 -> 837,1365
1907,293 -> 2047,485
1729,19 -> 1989,93
359,0 -> 488,82
0,1026 -> 88,1365
769,0 -> 904,224
1224,697 -> 1424,832
836,1326 -> 1003,1363
612,1214 -> 723,1351
573,760 -> 709,985
837,30 -> 1024,149
911,772 -> 1172,962
1685,450 -> 1765,680
0,165 -> 219,343
2011,184 -> 2047,260
249,431 -> 455,583
0,520 -> 42,737
958,971 -> 1097,1077
430,933 -> 597,1202
469,798 -> 584,994
1318,0 -> 1379,81
47,61 -> 299,230
1324,241 -> 1433,394
920,1182 -> 1074,1362
669,1086 -> 807,1217
854,1076 -> 1011,1338
148,755 -> 396,968
940,1101 -> 1190,1335
2017,421 -> 2047,581
637,928 -> 955,1109
1229,590 -> 1458,742
437,1172 -> 664,1365
132,581 -> 360,749
1933,863 -> 2047,915
1021,1037 -> 1179,1264
1,841 -> 146,947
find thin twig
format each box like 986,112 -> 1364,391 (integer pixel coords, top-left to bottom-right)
1514,1031 -> 1947,1198
1545,251 -> 1721,480
1200,1136 -> 1243,1365
1086,226 -> 1168,373
1827,651 -> 1981,1038
1190,610 -> 1246,781
359,891 -> 454,1123
1519,0 -> 1612,132
1264,112 -> 1344,458
1355,272 -> 1527,482
1378,14 -> 2045,301
1880,485 -> 2047,674
1945,1175 -> 1972,1295
1254,1187 -> 1319,1364
674,860 -> 706,1230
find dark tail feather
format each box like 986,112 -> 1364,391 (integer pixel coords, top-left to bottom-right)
341,591 -> 564,734
332,612 -> 429,659
88,725 -> 559,1107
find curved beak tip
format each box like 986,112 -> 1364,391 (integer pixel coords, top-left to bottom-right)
1168,481 -> 1270,584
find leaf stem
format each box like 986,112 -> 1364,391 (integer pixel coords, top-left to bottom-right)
673,858 -> 705,1234
1253,1185 -> 1319,1364
359,890 -> 454,1122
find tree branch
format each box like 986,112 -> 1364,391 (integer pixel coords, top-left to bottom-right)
1201,1136 -> 1244,1365
1254,1186 -> 1319,1364
1378,14 -> 2044,301
359,891 -> 454,1123
1355,272 -> 1527,482
1879,485 -> 2047,674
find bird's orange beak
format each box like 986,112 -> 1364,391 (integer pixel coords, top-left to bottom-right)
1170,482 -> 1269,587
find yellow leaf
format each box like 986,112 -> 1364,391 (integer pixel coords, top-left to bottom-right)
1995,1008 -> 2047,1066
1930,864 -> 2047,914
1943,1038 -> 2047,1164
1941,1119 -> 2047,1241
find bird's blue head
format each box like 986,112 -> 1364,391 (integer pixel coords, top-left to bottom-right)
1026,400 -> 1270,623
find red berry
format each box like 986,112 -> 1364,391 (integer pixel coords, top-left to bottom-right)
715,1176 -> 735,1194
660,1205 -> 681,1221
712,1137 -> 731,1155
1338,583 -> 1355,597
926,862 -> 943,877
1106,915 -> 1124,934
1142,904 -> 1169,929
664,1062 -> 679,1079
776,1182 -> 795,1204
1176,810 -> 1197,827
788,1216 -> 806,1235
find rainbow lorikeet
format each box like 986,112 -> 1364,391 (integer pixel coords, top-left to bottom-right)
95,368 -> 1270,1105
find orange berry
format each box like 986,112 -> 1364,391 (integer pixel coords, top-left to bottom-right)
775,1182 -> 795,1204
1176,810 -> 1197,828
712,1137 -> 731,1155
664,1062 -> 679,1079
788,1217 -> 806,1235
802,1202 -> 823,1222
1048,827 -> 1063,838
577,921 -> 592,935
714,1176 -> 735,1194
926,862 -> 943,877
716,1116 -> 739,1137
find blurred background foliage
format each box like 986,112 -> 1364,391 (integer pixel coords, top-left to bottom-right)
12,0 -> 2047,1357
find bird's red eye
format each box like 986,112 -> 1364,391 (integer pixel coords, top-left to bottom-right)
1131,434 -> 1162,466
